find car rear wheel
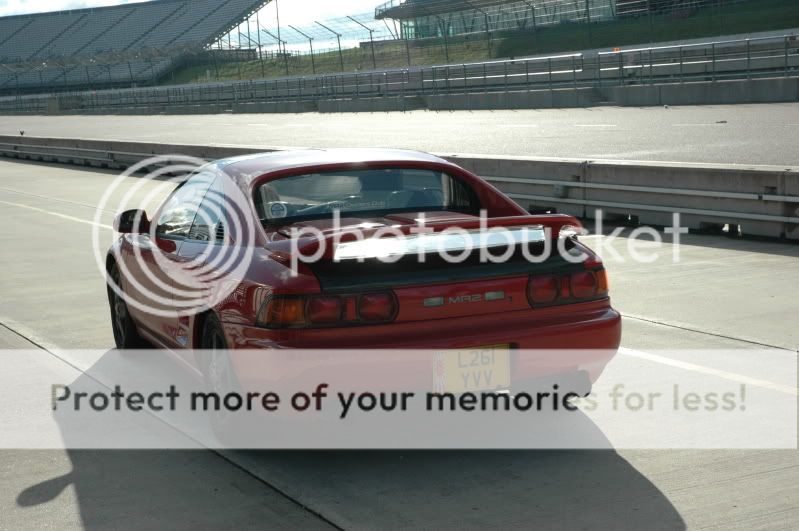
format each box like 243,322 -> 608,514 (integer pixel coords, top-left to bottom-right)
200,314 -> 243,444
108,262 -> 147,350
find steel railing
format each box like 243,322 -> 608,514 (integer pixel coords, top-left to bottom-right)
596,34 -> 799,86
2,134 -> 797,240
0,34 -> 796,114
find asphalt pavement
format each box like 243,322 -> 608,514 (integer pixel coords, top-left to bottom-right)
2,103 -> 799,165
0,159 -> 797,529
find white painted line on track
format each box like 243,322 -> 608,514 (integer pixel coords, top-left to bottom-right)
619,347 -> 798,396
0,187 -> 116,213
0,314 -> 63,353
621,311 -> 798,352
0,199 -> 113,230
574,124 -> 618,127
672,123 -> 723,127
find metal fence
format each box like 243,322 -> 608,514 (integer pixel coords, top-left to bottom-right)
195,0 -> 793,82
1,134 -> 797,239
1,0 -> 795,95
0,34 -> 796,114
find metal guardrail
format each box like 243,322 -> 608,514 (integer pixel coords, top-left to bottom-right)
0,141 -> 115,164
0,34 -> 796,114
1,135 -> 797,240
448,155 -> 799,239
485,177 -> 799,224
0,137 -> 265,169
596,34 -> 799,85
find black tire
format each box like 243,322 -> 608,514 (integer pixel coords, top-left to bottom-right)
107,262 -> 147,350
200,314 -> 244,444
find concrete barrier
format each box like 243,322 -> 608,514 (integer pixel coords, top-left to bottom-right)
317,96 -> 424,113
1,135 -> 796,240
606,78 -> 799,107
3,75 -> 797,117
424,88 -> 601,110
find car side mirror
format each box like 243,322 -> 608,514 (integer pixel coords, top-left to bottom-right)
114,209 -> 150,234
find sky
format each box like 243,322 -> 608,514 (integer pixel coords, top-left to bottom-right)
0,0 -> 384,23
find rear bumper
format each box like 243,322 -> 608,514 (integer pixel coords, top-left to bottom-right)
221,300 -> 621,389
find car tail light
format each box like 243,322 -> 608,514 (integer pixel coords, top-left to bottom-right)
262,297 -> 306,327
595,269 -> 609,295
258,292 -> 396,328
570,271 -> 597,299
358,293 -> 397,322
307,297 -> 343,324
528,276 -> 558,304
527,269 -> 609,307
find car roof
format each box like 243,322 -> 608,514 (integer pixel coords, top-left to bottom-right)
216,148 -> 455,186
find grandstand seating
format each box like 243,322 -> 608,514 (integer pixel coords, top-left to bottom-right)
0,0 -> 270,92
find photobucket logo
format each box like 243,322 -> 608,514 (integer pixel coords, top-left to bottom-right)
287,210 -> 586,276
91,155 -> 257,318
286,210 -> 688,276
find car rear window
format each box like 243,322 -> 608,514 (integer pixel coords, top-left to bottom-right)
254,168 -> 479,224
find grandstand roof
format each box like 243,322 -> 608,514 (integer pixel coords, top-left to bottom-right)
0,0 -> 271,63
0,0 -> 272,93
376,0 -> 519,20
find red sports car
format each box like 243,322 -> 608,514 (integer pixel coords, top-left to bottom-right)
106,149 -> 621,396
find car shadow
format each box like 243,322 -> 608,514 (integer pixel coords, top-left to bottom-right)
17,449 -> 685,529
15,349 -> 686,529
233,449 -> 686,529
13,349 -> 331,529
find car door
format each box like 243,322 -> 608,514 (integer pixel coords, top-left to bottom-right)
124,171 -> 215,346
172,174 -> 229,353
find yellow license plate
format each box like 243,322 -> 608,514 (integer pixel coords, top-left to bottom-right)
434,345 -> 511,394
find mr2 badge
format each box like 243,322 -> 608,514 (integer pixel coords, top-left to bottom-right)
424,291 -> 506,307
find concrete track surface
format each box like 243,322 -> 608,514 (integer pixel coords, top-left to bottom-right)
2,103 -> 799,165
0,159 -> 797,530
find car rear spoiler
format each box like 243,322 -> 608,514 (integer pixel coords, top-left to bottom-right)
265,214 -> 582,263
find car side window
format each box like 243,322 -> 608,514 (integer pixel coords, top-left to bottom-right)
156,172 -> 216,240
188,176 -> 226,243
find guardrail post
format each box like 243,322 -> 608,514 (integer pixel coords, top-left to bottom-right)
711,43 -> 716,82
638,50 -> 645,85
597,54 -> 602,87
525,59 -> 529,87
648,48 -> 653,84
679,46 -> 684,83
548,57 -> 553,90
447,65 -> 451,92
401,70 -> 406,111
746,39 -> 751,80
572,55 -> 577,89
618,52 -> 623,86
785,36 -> 790,77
